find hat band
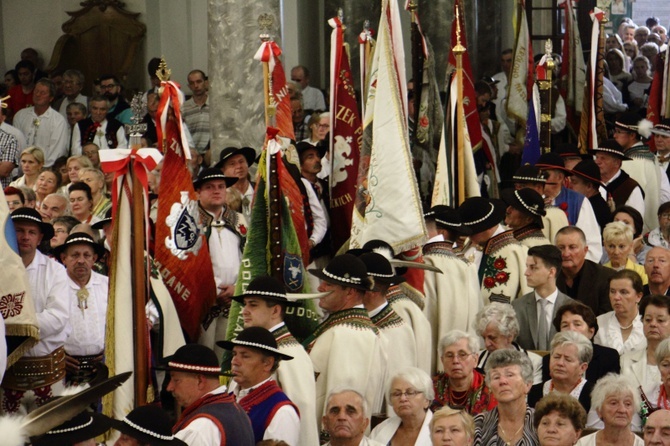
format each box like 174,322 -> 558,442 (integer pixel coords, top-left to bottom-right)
47,417 -> 93,434
243,290 -> 287,300
65,236 -> 95,245
200,174 -> 227,182
514,190 -> 542,216
655,124 -> 670,132
462,203 -> 495,226
593,147 -> 624,157
123,417 -> 175,441
168,361 -> 221,374
368,271 -> 395,278
11,214 -> 42,225
322,268 -> 362,284
434,218 -> 461,227
231,339 -> 284,356
512,175 -> 546,183
615,122 -> 638,132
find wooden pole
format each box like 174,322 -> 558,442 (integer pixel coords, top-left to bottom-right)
453,7 -> 466,205
129,135 -> 148,407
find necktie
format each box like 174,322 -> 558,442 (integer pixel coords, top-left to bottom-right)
538,299 -> 550,350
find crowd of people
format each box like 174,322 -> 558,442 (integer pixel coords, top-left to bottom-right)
1,10 -> 670,446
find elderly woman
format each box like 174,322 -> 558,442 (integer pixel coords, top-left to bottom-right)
594,270 -> 646,355
78,168 -> 110,220
529,331 -> 594,412
432,330 -> 496,415
61,155 -> 94,194
580,374 -> 644,443
640,338 -> 670,424
606,49 -> 632,91
474,350 -> 539,446
621,295 -> 670,390
534,393 -> 586,446
371,367 -> 433,445
543,302 -> 620,384
627,55 -> 653,111
475,303 -> 543,384
431,407 -> 475,446
35,168 -> 62,209
10,146 -> 45,190
603,221 -> 648,284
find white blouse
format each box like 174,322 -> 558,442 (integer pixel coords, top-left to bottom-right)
594,311 -> 646,355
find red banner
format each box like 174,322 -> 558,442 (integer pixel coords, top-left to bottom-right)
328,17 -> 362,250
154,112 -> 217,341
256,41 -> 294,140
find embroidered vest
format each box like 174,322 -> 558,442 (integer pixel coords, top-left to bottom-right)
607,170 -> 643,208
238,380 -> 299,443
553,187 -> 585,225
173,391 -> 255,446
77,117 -> 123,148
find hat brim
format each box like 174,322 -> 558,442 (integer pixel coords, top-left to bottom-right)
153,357 -> 224,376
12,216 -> 54,240
193,175 -> 238,189
500,189 -> 546,219
231,293 -> 300,307
109,418 -> 187,446
307,268 -> 371,291
587,148 -> 632,161
651,127 -> 670,138
52,238 -> 106,261
31,412 -> 115,446
460,200 -> 507,235
214,147 -> 257,169
570,169 -> 604,188
91,217 -> 112,230
535,163 -> 573,176
215,339 -> 293,361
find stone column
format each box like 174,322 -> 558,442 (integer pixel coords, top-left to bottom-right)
208,0 -> 281,164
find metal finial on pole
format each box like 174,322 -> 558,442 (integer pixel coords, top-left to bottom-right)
453,5 -> 466,54
258,13 -> 274,42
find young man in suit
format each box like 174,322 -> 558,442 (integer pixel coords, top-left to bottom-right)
512,244 -> 575,351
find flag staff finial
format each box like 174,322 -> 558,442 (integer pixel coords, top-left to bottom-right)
453,5 -> 466,54
258,13 -> 276,123
408,0 -> 417,22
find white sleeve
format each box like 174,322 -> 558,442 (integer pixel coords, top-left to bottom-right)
301,178 -> 327,245
71,124 -> 82,156
497,121 -> 513,155
174,418 -> 221,446
263,404 -> 301,445
48,114 -> 70,166
116,126 -> 128,149
183,122 -> 196,149
551,95 -> 567,133
38,262 -> 70,338
659,167 -> 670,204
625,187 -> 646,219
576,198 -> 603,263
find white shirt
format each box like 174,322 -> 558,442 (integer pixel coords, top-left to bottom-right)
234,377 -> 301,445
57,94 -> 88,119
302,85 -> 326,111
64,271 -> 109,356
174,385 -> 227,446
70,119 -> 128,154
13,106 -> 69,167
600,169 -> 646,216
206,209 -> 242,288
593,311 -> 646,355
301,177 -> 327,245
24,250 -> 70,356
0,121 -> 27,152
535,288 -> 559,334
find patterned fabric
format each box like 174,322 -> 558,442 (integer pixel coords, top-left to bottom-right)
0,128 -> 18,188
473,406 -> 539,446
431,369 -> 497,414
513,224 -> 547,244
237,380 -> 298,444
386,284 -> 425,310
273,324 -> 301,349
302,307 -> 378,353
370,302 -> 405,330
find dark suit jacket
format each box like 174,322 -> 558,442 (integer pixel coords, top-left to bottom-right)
512,291 -> 575,351
528,380 -> 595,413
541,343 -> 621,383
557,260 -> 614,316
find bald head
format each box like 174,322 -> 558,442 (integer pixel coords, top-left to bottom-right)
644,410 -> 670,445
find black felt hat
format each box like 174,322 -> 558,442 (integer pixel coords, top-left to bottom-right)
216,326 -> 293,361
430,205 -> 472,235
91,207 -> 112,230
110,405 -> 187,446
295,140 -> 327,159
570,159 -> 604,187
535,152 -> 572,175
11,207 -> 54,240
308,254 -> 372,291
457,197 -> 506,234
155,344 -> 223,376
193,167 -> 238,189
614,111 -> 646,135
588,139 -> 632,160
214,146 -> 257,169
31,410 -> 114,446
501,188 -> 546,221
652,118 -> 670,137
52,232 -> 106,260
512,164 -> 547,184
359,252 -> 406,286
554,143 -> 582,159
232,275 -> 299,306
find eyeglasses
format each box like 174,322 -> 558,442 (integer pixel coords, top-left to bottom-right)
317,124 -> 330,129
442,351 -> 473,362
660,213 -> 670,220
390,390 -> 423,399
100,84 -> 117,90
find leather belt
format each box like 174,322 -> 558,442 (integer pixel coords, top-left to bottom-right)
1,346 -> 66,391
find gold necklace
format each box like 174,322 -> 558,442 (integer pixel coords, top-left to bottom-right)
499,423 -> 523,446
